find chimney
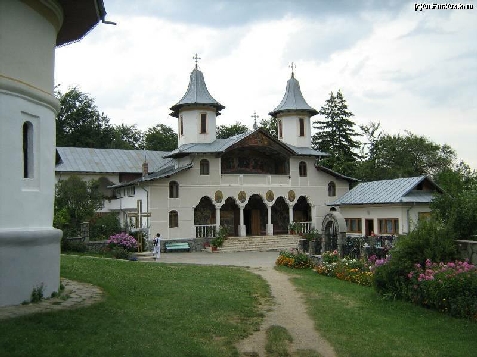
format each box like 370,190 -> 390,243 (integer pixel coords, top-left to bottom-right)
142,161 -> 148,177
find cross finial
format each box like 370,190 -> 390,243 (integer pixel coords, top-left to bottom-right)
193,53 -> 201,69
289,62 -> 296,77
251,111 -> 259,130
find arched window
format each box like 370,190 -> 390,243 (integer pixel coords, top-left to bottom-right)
328,181 -> 336,197
200,159 -> 210,175
179,115 -> 184,136
169,210 -> 178,228
200,113 -> 207,133
23,121 -> 34,178
169,181 -> 179,198
299,118 -> 305,137
278,119 -> 283,139
299,161 -> 307,177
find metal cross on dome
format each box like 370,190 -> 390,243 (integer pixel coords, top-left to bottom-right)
289,62 -> 296,76
193,53 -> 201,68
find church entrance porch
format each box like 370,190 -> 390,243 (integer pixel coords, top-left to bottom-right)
244,194 -> 267,236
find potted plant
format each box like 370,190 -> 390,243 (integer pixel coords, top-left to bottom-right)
288,222 -> 299,235
211,225 -> 228,251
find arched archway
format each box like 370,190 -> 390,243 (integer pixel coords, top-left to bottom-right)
293,196 -> 311,222
244,194 -> 267,236
272,196 -> 289,234
321,212 -> 347,257
194,196 -> 215,225
220,197 -> 240,236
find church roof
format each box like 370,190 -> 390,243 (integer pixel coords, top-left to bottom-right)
56,0 -> 107,47
55,147 -> 173,173
329,176 -> 442,206
269,73 -> 318,118
169,67 -> 225,118
315,164 -> 358,183
164,129 -> 326,158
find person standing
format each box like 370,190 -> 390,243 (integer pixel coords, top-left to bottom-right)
153,233 -> 161,260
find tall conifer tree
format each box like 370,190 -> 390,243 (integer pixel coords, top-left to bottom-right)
312,90 -> 360,176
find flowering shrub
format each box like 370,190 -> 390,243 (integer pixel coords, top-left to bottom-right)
406,259 -> 477,320
315,255 -> 374,287
108,233 -> 138,252
276,249 -> 314,269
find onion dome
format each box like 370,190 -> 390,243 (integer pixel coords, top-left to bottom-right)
170,67 -> 225,118
269,73 -> 318,118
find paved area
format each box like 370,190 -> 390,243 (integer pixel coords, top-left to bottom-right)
153,251 -> 280,267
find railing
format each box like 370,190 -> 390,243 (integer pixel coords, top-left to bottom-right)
342,235 -> 397,259
195,224 -> 217,238
295,222 -> 312,235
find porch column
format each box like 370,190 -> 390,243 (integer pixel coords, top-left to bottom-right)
191,206 -> 196,238
215,205 -> 221,231
266,204 -> 273,236
288,204 -> 294,225
311,204 -> 316,229
238,205 -> 246,237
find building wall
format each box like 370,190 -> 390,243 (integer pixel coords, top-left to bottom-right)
277,113 -> 312,148
178,107 -> 217,146
148,154 -> 349,239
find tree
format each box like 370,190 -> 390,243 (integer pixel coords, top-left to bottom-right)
258,117 -> 278,138
312,90 -> 361,176
144,124 -> 178,151
111,124 -> 144,150
56,87 -> 115,148
216,122 -> 249,139
54,175 -> 104,237
355,131 -> 456,181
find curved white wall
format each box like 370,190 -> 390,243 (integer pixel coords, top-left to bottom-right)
178,107 -> 217,146
277,112 -> 312,148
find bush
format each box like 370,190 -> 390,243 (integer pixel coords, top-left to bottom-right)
107,233 -> 137,252
61,239 -> 87,253
276,249 -> 313,269
315,255 -> 374,287
109,246 -> 131,260
406,259 -> 477,320
89,213 -> 121,241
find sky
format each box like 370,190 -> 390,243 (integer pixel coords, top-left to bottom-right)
55,0 -> 477,168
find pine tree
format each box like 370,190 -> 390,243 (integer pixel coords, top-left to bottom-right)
312,90 -> 361,176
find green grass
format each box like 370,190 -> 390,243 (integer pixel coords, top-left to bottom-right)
266,325 -> 293,356
0,255 -> 270,357
279,267 -> 477,357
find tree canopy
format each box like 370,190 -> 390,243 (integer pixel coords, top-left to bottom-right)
144,124 -> 178,151
258,117 -> 278,138
312,90 -> 361,176
216,122 -> 249,139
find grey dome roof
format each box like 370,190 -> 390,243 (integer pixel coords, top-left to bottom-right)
170,67 -> 225,118
269,73 -> 318,118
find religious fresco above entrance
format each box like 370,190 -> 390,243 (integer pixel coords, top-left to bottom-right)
214,190 -> 223,203
238,191 -> 247,203
288,190 -> 296,202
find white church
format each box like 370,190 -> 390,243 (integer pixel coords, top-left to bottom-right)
56,63 -> 358,249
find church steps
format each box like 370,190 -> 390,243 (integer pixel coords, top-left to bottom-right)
218,235 -> 301,253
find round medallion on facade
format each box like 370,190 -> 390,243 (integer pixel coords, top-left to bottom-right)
215,190 -> 223,203
238,191 -> 247,203
288,190 -> 296,202
266,190 -> 274,202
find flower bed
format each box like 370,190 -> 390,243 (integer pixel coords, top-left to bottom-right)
406,259 -> 477,320
276,249 -> 313,269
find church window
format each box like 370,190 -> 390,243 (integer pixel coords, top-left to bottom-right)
378,218 -> 399,234
345,218 -> 362,233
169,210 -> 179,228
200,159 -> 210,175
278,120 -> 283,139
299,118 -> 305,137
23,121 -> 34,178
328,181 -> 336,197
200,113 -> 207,133
299,161 -> 307,177
179,115 -> 184,136
169,181 -> 179,198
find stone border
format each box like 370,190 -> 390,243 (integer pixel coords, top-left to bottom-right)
0,278 -> 104,320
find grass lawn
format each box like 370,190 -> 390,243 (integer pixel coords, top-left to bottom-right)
0,255 -> 270,357
281,267 -> 477,357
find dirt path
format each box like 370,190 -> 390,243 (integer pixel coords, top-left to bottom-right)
236,266 -> 336,357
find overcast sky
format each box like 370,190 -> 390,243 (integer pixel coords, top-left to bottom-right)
55,0 -> 477,168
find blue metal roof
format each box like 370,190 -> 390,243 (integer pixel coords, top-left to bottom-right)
56,147 -> 173,173
329,176 -> 440,205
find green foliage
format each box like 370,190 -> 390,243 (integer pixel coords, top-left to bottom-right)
258,116 -> 278,138
110,123 -> 144,149
89,213 -> 121,241
216,121 -> 249,139
54,175 -> 104,236
356,129 -> 456,181
276,250 -> 314,269
109,246 -> 131,260
374,220 -> 457,298
211,226 -> 228,248
56,87 -> 115,148
265,325 -> 293,357
312,90 -> 361,176
61,240 -> 87,253
144,124 -> 178,151
30,284 -> 44,303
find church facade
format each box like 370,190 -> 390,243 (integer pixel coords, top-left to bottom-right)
65,64 -> 356,243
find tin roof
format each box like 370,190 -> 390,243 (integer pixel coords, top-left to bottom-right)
56,0 -> 107,46
315,164 -> 358,183
169,67 -> 225,118
56,147 -> 173,173
329,176 -> 442,205
269,73 -> 318,118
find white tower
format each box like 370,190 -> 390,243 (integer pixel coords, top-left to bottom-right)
0,0 -> 108,307
269,66 -> 318,148
170,57 -> 225,147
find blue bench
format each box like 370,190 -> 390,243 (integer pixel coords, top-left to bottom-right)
165,242 -> 191,252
